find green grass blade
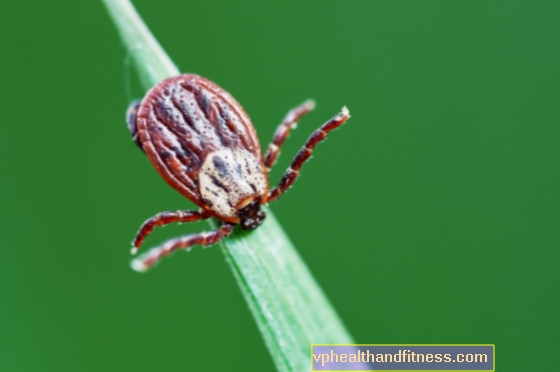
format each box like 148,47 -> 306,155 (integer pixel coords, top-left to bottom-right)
103,0 -> 178,86
212,210 -> 354,371
102,0 -> 355,370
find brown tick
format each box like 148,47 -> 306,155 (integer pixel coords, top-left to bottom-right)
126,74 -> 350,271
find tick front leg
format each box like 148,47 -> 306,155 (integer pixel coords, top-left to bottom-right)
268,106 -> 350,202
264,100 -> 315,170
130,223 -> 234,272
132,209 -> 211,253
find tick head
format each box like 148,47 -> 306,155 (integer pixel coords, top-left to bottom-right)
238,200 -> 266,230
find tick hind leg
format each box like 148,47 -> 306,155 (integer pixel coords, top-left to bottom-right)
131,209 -> 211,253
130,222 -> 234,272
126,100 -> 144,152
264,100 -> 316,170
268,107 -> 350,202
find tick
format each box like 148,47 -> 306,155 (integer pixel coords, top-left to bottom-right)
126,74 -> 350,271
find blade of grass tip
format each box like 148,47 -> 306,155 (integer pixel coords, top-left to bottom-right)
102,0 -> 355,370
103,0 -> 178,86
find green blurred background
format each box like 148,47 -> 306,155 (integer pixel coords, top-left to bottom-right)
1,1 -> 558,370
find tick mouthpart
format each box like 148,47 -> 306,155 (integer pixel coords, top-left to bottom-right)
238,200 -> 266,230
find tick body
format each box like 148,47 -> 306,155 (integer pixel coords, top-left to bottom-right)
127,74 -> 350,271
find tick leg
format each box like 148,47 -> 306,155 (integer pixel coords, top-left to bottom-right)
126,100 -> 144,152
268,106 -> 350,202
130,222 -> 234,272
132,209 -> 211,253
264,100 -> 316,170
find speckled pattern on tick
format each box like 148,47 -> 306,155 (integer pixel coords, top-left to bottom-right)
126,74 -> 350,271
